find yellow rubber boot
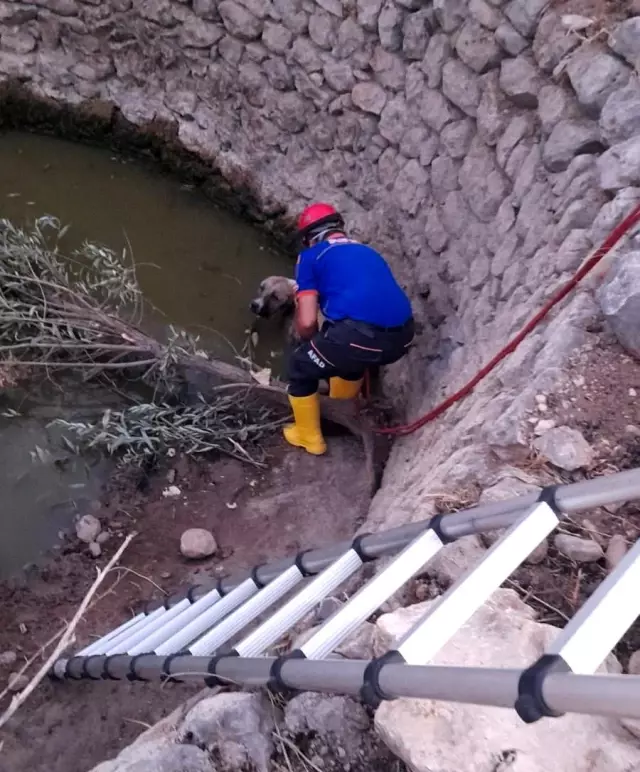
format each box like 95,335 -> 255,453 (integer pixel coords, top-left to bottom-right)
329,376 -> 363,400
283,393 -> 327,455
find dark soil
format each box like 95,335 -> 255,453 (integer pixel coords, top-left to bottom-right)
0,433 -> 372,772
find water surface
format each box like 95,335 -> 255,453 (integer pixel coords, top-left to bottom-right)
0,131 -> 293,577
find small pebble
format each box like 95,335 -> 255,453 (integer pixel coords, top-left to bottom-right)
166,469 -> 177,484
537,403 -> 548,413
8,672 -> 28,693
89,542 -> 102,558
554,533 -> 604,563
96,531 -> 110,545
160,570 -> 172,580
534,419 -> 556,436
630,388 -> 637,397
606,534 -> 628,571
535,394 -> 547,405
162,485 -> 181,498
0,650 -> 17,668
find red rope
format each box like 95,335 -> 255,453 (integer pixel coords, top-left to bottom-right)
374,202 -> 640,438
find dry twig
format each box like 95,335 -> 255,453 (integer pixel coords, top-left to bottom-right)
0,533 -> 135,730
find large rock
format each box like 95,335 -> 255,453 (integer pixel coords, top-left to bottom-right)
567,50 -> 631,116
378,1 -> 404,51
284,692 -> 369,747
503,0 -> 549,38
533,10 -> 581,72
92,745 -> 214,772
459,140 -> 510,222
442,59 -> 480,116
455,19 -> 503,73
402,9 -> 430,60
374,590 -> 639,772
219,0 -> 263,40
597,251 -> 640,359
499,55 -> 544,108
538,85 -> 579,135
476,70 -> 517,145
421,32 -> 451,88
180,528 -> 218,559
421,87 -> 461,131
610,17 -> 640,69
495,21 -> 528,56
600,83 -> 640,146
469,0 -> 503,30
532,426 -> 594,471
357,0 -> 384,30
433,0 -> 466,33
352,81 -> 387,115
440,118 -> 475,159
542,118 -> 603,173
598,136 -> 640,190
180,692 -> 274,772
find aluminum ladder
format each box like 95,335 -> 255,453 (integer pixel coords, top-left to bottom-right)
52,468 -> 640,724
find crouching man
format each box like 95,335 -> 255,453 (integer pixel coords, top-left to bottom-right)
285,202 -> 414,456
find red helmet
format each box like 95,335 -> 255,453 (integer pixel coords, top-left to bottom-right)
297,203 -> 344,245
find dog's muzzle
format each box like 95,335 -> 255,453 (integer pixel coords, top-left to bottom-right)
249,298 -> 265,316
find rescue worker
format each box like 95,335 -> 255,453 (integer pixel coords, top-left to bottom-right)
284,202 -> 414,455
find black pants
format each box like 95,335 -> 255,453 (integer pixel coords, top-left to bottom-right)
287,318 -> 415,397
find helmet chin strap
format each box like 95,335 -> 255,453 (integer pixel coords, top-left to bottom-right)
310,227 -> 345,246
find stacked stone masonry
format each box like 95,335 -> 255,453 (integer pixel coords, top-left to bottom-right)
1,0 -> 640,532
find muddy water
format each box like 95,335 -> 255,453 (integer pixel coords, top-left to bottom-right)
0,131 -> 293,577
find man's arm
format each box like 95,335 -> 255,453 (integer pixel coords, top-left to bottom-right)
295,291 -> 319,340
294,250 -> 320,340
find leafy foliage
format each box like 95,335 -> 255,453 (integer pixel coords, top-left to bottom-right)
0,217 -> 285,466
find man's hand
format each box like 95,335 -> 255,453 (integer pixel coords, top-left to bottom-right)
295,292 -> 319,340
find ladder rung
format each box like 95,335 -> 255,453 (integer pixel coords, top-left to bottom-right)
189,565 -> 305,656
300,528 -> 444,660
77,613 -> 145,657
110,601 -> 191,654
395,502 -> 559,665
234,549 -> 363,657
103,606 -> 167,655
127,586 -> 221,655
155,577 -> 258,656
547,537 -> 640,673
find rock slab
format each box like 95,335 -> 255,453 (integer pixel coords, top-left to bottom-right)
374,590 -> 640,772
533,426 -> 594,470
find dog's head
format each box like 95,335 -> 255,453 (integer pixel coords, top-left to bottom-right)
249,276 -> 297,319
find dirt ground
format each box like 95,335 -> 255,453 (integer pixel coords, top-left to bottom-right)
1,332 -> 640,772
0,431 -> 372,772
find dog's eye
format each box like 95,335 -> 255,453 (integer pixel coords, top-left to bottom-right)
259,281 -> 266,292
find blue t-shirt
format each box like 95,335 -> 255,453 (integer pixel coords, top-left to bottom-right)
295,237 -> 412,327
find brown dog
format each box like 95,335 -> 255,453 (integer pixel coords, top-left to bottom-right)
249,276 -> 326,341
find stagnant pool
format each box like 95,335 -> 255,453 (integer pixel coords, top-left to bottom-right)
0,130 -> 293,577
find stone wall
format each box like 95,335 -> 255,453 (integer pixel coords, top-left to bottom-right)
1,0 -> 640,532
